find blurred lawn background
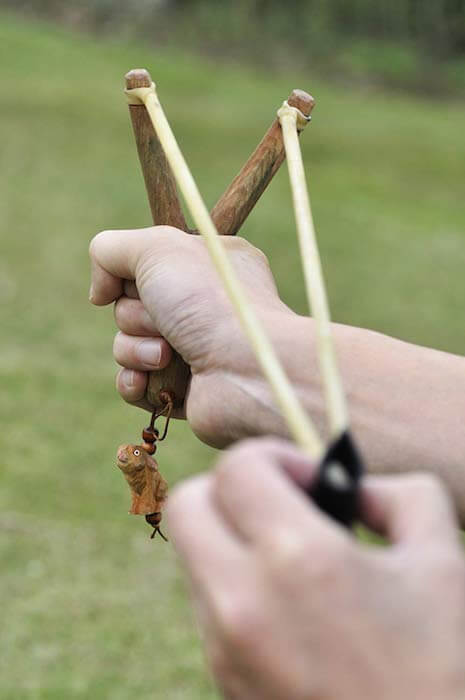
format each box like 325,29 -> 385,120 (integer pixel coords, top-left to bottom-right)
0,6 -> 464,699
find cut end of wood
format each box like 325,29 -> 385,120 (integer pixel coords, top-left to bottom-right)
125,68 -> 153,89
288,89 -> 315,117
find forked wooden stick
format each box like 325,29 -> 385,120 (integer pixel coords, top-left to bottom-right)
211,89 -> 315,235
126,79 -> 323,459
125,68 -> 314,413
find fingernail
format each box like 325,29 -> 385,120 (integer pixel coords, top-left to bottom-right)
88,284 -> 94,303
121,369 -> 136,389
137,339 -> 162,368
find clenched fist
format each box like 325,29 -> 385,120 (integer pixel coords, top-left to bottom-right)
168,438 -> 465,700
89,225 -> 299,446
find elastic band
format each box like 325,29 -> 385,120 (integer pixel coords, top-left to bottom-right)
277,100 -> 312,132
125,82 -> 157,105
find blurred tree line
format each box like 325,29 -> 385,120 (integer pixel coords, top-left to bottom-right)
2,0 -> 464,89
174,0 -> 465,56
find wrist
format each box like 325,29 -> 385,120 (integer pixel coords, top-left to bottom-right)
204,309 -> 325,446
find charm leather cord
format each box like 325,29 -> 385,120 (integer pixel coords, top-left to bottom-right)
144,395 -> 172,541
141,392 -> 174,455
152,391 -> 174,442
125,82 -> 323,461
152,529 -> 168,541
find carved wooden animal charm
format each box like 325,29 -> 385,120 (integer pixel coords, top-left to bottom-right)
116,444 -> 168,539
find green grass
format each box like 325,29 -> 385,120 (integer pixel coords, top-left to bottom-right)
0,11 -> 464,699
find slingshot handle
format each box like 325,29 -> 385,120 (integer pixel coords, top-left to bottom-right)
125,69 -> 191,411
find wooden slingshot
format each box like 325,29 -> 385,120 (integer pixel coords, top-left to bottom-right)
125,68 -> 314,414
119,68 -> 363,536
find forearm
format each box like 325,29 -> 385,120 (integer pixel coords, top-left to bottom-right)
335,323 -> 464,483
225,313 -> 465,520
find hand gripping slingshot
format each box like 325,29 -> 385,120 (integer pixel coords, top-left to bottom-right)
119,68 -> 363,536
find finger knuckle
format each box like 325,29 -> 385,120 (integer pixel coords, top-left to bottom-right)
89,229 -> 112,257
231,236 -> 269,260
251,244 -> 271,269
150,225 -> 184,249
266,531 -> 351,590
214,595 -> 261,652
265,532 -> 309,580
214,441 -> 259,490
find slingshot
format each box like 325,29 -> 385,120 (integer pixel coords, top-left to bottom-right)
121,68 -> 363,532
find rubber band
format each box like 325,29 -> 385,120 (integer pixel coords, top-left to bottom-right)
278,101 -> 349,437
277,100 -> 312,132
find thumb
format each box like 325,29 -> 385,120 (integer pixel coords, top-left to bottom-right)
89,226 -> 183,306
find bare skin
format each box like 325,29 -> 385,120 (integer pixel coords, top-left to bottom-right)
167,438 -> 465,700
89,225 -> 465,518
89,225 -> 465,698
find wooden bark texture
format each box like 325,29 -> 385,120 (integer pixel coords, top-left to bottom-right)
211,89 -> 315,236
